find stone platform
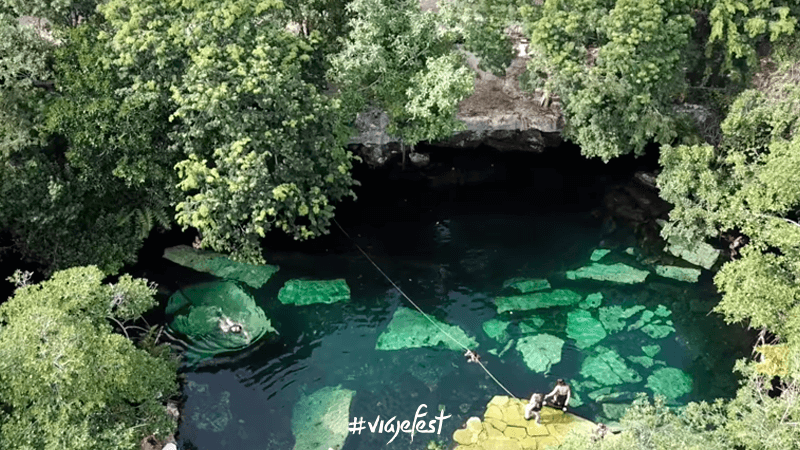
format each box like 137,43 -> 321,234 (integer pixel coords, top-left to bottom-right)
452,395 -> 596,450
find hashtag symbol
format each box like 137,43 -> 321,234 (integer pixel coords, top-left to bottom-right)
348,417 -> 365,434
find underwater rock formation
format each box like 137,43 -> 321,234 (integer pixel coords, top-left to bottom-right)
566,263 -> 650,284
376,307 -> 477,351
278,279 -> 351,305
598,305 -> 646,334
590,249 -> 611,262
516,334 -> 564,373
566,310 -> 607,349
185,381 -> 233,433
495,289 -> 582,313
291,385 -> 355,450
578,292 -> 604,309
655,265 -> 701,282
664,238 -> 720,270
163,245 -> 279,288
502,278 -> 551,294
646,368 -> 693,400
580,347 -> 642,385
483,319 -> 511,343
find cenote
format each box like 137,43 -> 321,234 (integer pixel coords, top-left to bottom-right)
137,143 -> 754,450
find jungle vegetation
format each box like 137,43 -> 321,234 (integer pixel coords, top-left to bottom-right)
1,0 -> 800,448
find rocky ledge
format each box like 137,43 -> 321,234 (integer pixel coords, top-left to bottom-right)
452,395 -> 596,450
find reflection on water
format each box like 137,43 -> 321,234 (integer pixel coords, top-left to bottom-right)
167,209 -> 752,450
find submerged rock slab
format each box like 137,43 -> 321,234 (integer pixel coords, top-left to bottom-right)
580,347 -> 642,385
566,263 -> 649,284
278,279 -> 351,305
168,281 -> 275,360
518,316 -> 545,334
163,245 -> 279,289
291,385 -> 355,450
483,319 -> 511,343
627,310 -> 655,331
590,249 -> 611,262
598,305 -> 645,334
376,307 -> 477,351
665,239 -> 719,270
627,355 -> 655,368
495,289 -> 582,313
451,396 -> 596,450
578,292 -> 604,309
655,265 -> 701,283
502,277 -> 551,293
642,344 -> 661,357
641,322 -> 676,339
516,334 -> 564,373
185,381 -> 232,433
646,368 -> 693,400
566,310 -> 607,349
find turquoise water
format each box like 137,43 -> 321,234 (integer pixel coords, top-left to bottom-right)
162,155 -> 753,450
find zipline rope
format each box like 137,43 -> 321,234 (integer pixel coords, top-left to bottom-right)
333,219 -> 519,400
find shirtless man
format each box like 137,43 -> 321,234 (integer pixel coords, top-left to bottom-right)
543,379 -> 571,412
464,349 -> 481,364
524,393 -> 544,424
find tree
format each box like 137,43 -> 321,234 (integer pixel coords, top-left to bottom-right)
0,266 -> 178,450
329,0 -> 474,149
100,0 -> 359,263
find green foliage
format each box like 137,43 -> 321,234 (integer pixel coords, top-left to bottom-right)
329,0 -> 474,147
0,21 -> 177,274
706,0 -> 798,81
440,0 -> 525,75
101,0 -> 358,263
523,0 -> 696,161
0,266 -> 178,450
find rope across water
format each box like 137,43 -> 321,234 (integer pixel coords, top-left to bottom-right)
333,219 -> 519,400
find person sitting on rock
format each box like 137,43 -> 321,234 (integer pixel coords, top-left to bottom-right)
543,379 -> 571,412
524,393 -> 544,424
464,349 -> 481,363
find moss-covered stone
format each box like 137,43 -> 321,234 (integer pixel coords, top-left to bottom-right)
495,289 -> 582,313
642,344 -> 661,357
627,355 -> 655,368
601,403 -> 630,421
578,292 -> 604,309
654,305 -> 671,317
665,238 -> 720,269
451,396 -> 597,450
164,245 -> 279,288
376,307 -> 477,351
627,310 -> 655,331
566,263 -> 649,284
646,368 -> 693,400
278,279 -> 350,305
483,319 -> 511,343
291,385 -> 355,450
566,310 -> 607,349
655,265 -> 701,283
502,278 -> 551,293
580,347 -> 642,385
185,381 -> 233,433
516,334 -> 564,373
590,249 -> 612,261
640,322 -> 676,339
518,317 -> 545,334
598,305 -> 645,334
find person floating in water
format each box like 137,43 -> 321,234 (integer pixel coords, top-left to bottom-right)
464,349 -> 481,363
524,393 -> 544,424
543,379 -> 571,412
219,315 -> 244,334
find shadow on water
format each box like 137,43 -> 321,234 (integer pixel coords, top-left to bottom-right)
129,143 -> 754,450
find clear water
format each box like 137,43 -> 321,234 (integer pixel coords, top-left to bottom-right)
162,157 -> 753,450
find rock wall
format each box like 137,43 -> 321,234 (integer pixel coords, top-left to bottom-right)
349,27 -> 564,167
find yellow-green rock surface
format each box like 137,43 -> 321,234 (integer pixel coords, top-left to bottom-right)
452,396 -> 596,450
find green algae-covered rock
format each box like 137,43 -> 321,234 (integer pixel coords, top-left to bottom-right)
578,292 -> 603,309
483,319 -> 511,343
590,249 -> 612,262
566,263 -> 649,284
291,385 -> 355,450
495,289 -> 582,313
627,355 -> 655,368
164,245 -> 279,288
168,281 -> 276,361
655,265 -> 701,283
654,305 -> 672,317
598,305 -> 645,334
646,368 -> 693,400
502,277 -> 551,293
587,387 -> 613,400
625,247 -> 636,256
665,238 -> 719,269
641,322 -> 676,339
278,279 -> 350,305
566,310 -> 607,349
642,344 -> 661,357
627,310 -> 655,331
518,316 -> 545,334
580,347 -> 642,385
602,403 -> 630,421
516,334 -> 564,373
376,307 -> 477,351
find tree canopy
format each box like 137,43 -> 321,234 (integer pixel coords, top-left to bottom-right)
0,266 -> 178,450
